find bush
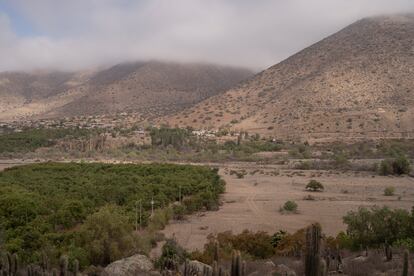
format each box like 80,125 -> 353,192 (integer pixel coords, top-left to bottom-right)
379,155 -> 411,175
305,180 -> 324,192
379,159 -> 394,175
77,205 -> 136,266
280,201 -> 298,213
156,239 -> 188,270
172,204 -> 186,220
383,187 -> 395,196
342,206 -> 412,250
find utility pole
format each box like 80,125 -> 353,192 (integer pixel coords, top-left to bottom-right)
151,197 -> 155,217
135,200 -> 138,232
139,200 -> 142,230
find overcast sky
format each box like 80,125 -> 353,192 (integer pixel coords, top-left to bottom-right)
0,0 -> 413,72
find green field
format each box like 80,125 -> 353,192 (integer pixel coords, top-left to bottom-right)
0,162 -> 224,266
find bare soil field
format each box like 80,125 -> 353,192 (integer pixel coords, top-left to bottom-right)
161,164 -> 414,251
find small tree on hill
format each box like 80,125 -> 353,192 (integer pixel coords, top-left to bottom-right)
306,180 -> 324,192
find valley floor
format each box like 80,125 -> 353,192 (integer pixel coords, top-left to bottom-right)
2,159 -> 413,255
160,164 -> 414,251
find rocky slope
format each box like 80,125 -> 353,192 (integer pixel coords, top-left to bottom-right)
164,15 -> 414,142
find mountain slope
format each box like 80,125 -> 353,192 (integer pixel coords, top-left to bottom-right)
0,62 -> 253,121
164,15 -> 414,141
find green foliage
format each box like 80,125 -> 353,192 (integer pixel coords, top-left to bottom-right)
150,127 -> 191,149
76,205 -> 135,266
332,151 -> 350,168
342,206 -> 413,250
288,143 -> 311,159
156,239 -> 188,270
379,159 -> 394,175
0,128 -> 92,153
172,204 -> 186,220
379,155 -> 411,175
281,201 -> 298,213
383,187 -> 395,196
305,180 -> 324,192
270,230 -> 287,248
0,162 -> 224,265
394,238 -> 414,252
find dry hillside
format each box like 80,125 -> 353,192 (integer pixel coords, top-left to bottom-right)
0,62 -> 252,121
164,15 -> 414,142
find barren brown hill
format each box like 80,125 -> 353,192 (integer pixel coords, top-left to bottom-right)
0,62 -> 252,121
163,15 -> 414,142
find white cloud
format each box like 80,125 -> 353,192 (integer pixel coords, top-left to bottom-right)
1,0 -> 414,72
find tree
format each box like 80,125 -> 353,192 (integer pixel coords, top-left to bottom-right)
342,206 -> 412,249
77,205 -> 136,266
305,180 -> 324,192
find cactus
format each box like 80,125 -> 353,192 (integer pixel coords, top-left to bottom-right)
11,253 -> 18,276
231,250 -> 242,276
212,260 -> 219,276
305,223 -> 321,276
27,264 -> 33,276
73,259 -> 79,276
59,255 -> 68,276
384,242 -> 392,261
319,258 -> 327,276
52,268 -> 59,276
41,253 -> 50,272
402,250 -> 409,276
203,265 -> 212,276
214,241 -> 220,264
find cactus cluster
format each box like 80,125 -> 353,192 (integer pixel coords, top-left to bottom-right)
0,251 -> 79,276
179,244 -> 246,276
0,253 -> 19,276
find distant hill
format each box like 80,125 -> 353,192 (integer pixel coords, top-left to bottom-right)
0,61 -> 253,121
164,15 -> 414,142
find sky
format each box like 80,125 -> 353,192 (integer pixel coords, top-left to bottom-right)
0,0 -> 413,72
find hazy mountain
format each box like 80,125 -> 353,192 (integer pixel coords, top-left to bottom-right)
0,61 -> 253,121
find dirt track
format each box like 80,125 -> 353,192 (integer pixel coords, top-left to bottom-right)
160,164 -> 414,251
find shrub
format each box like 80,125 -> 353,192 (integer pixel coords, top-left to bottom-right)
393,155 -> 411,175
303,195 -> 316,201
379,155 -> 411,175
383,187 -> 395,196
172,204 -> 186,220
379,159 -> 394,175
342,206 -> 412,250
332,151 -> 350,168
280,201 -> 298,213
305,180 -> 324,192
77,205 -> 136,266
156,239 -> 188,270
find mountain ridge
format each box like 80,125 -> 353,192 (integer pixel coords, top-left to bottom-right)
0,61 -> 253,122
162,14 -> 414,142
